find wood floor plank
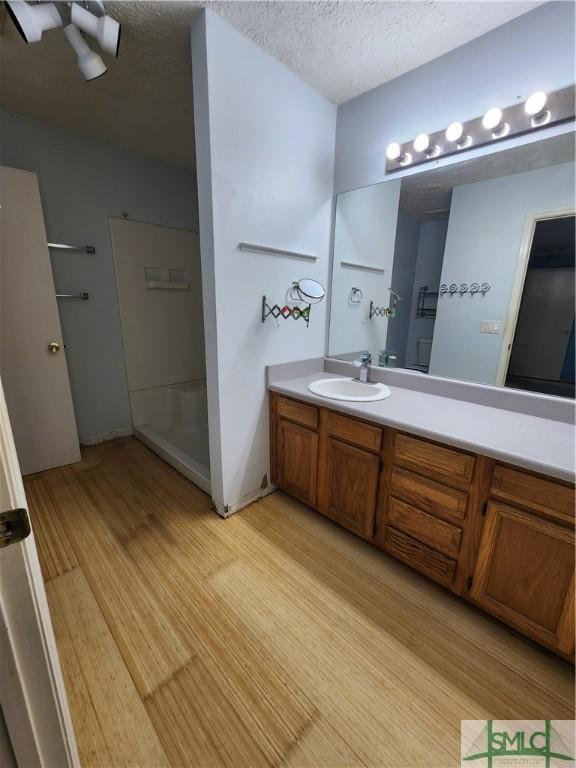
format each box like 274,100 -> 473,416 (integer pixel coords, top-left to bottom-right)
239,493 -> 575,715
25,438 -> 575,768
46,567 -> 170,768
39,464 -> 194,698
25,475 -> 78,581
128,530 -> 318,765
146,658 -> 271,768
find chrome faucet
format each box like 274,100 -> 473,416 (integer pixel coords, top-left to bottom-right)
354,352 -> 372,383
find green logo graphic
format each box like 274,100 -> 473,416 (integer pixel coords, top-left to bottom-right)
463,720 -> 574,767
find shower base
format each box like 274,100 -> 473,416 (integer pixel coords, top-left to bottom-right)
134,424 -> 210,495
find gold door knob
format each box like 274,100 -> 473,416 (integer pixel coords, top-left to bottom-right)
47,341 -> 60,354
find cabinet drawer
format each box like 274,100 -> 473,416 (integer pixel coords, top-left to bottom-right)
276,396 -> 318,429
326,411 -> 382,452
391,467 -> 468,523
394,433 -> 475,486
384,527 -> 456,587
491,465 -> 575,525
388,498 -> 462,558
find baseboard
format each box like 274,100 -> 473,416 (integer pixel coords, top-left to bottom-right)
81,426 -> 134,446
221,484 -> 278,518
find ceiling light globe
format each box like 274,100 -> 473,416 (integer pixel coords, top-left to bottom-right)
413,133 -> 431,153
386,142 -> 402,161
525,91 -> 548,117
482,107 -> 503,131
445,122 -> 464,143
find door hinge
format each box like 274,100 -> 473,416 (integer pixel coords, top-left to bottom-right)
481,501 -> 488,517
0,508 -> 31,548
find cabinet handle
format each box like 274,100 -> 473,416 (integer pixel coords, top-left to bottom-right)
481,501 -> 488,517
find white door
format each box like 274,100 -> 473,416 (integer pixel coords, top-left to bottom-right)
0,166 -> 81,475
0,376 -> 79,766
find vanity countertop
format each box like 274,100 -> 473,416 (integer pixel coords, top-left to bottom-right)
269,372 -> 575,483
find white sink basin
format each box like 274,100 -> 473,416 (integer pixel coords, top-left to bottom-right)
307,377 -> 391,402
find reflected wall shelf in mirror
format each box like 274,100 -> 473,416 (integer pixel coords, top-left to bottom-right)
340,260 -> 385,274
417,286 -> 438,317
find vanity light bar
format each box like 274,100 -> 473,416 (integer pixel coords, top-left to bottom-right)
385,86 -> 575,173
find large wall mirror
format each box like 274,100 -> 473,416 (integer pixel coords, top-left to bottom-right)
328,133 -> 575,399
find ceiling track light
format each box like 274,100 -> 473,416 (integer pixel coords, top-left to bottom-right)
5,0 -> 63,43
384,85 -> 575,174
70,3 -> 121,58
64,24 -> 107,80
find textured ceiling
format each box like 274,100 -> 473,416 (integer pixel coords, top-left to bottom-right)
0,1 -> 543,170
399,132 -> 576,220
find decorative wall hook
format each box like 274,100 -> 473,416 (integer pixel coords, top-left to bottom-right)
440,281 -> 492,296
261,296 -> 311,326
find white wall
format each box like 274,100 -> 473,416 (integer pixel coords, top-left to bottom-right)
192,10 -> 336,514
329,180 -> 400,360
0,109 -> 198,444
385,211 -> 420,367
111,219 -> 204,391
335,2 -> 576,194
429,162 -> 575,384
404,218 -> 448,368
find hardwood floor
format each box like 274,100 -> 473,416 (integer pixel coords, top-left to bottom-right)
25,438 -> 574,768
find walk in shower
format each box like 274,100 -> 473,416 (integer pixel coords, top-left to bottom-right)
111,217 -> 210,493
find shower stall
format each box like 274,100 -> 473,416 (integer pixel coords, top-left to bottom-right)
111,217 -> 210,493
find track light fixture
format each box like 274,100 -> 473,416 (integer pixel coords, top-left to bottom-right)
64,24 -> 107,81
384,85 -> 574,173
5,1 -> 62,43
5,1 -> 121,81
71,3 -> 121,58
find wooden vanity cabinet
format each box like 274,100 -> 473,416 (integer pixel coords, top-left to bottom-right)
470,470 -> 575,657
270,396 -> 319,506
317,411 -> 382,539
269,391 -> 575,659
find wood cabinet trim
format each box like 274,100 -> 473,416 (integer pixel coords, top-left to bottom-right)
276,395 -> 319,430
490,464 -> 575,526
277,418 -> 318,507
326,411 -> 382,453
470,501 -> 575,656
394,432 -> 476,489
324,437 -> 380,540
388,497 -> 462,558
390,466 -> 469,525
384,527 -> 456,587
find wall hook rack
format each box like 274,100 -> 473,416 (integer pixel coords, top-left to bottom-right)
369,301 -> 389,319
261,296 -> 311,326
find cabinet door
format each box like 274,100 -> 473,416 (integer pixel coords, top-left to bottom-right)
470,501 -> 575,655
323,438 -> 380,539
277,419 -> 318,506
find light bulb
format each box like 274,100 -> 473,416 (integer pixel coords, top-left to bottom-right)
482,107 -> 503,131
525,91 -> 548,117
445,122 -> 463,143
386,142 -> 402,161
413,133 -> 431,153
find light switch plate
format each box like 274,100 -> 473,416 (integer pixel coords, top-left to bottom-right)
480,320 -> 502,334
